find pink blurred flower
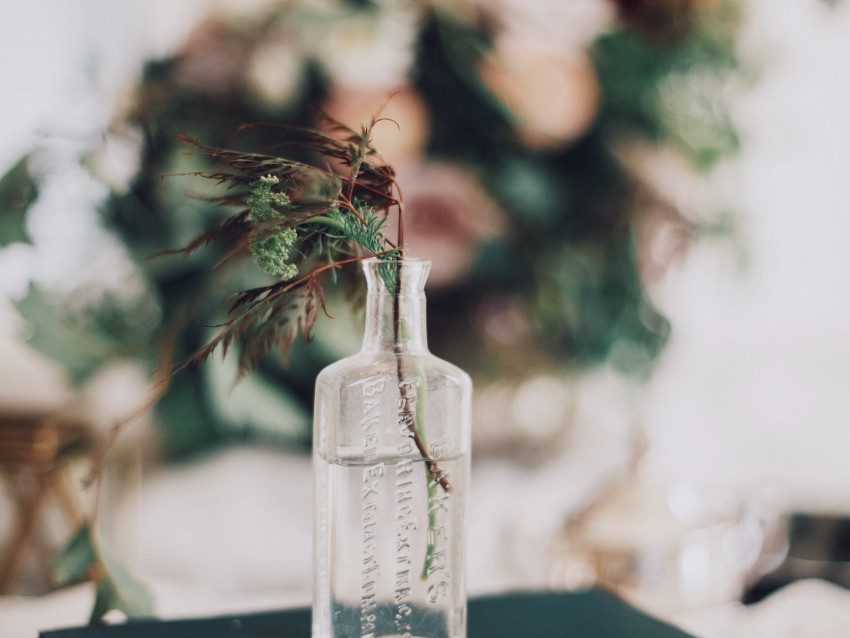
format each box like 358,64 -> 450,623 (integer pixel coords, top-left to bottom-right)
319,86 -> 430,167
172,19 -> 251,97
387,162 -> 507,287
480,36 -> 600,150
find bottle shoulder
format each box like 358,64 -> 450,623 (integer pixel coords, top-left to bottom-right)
316,351 -> 471,391
426,354 -> 472,388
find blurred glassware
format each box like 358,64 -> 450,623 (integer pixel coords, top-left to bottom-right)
744,513 -> 850,604
489,406 -> 779,619
549,465 -> 769,619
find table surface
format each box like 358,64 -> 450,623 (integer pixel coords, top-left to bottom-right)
40,590 -> 694,638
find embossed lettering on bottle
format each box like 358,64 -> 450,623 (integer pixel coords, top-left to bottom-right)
313,259 -> 471,638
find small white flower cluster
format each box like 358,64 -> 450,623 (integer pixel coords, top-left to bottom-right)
248,175 -> 299,280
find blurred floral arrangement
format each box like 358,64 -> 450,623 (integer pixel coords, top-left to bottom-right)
1,0 -> 742,457
0,0 -> 747,620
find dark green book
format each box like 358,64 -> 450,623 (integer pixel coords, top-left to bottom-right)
40,590 -> 694,638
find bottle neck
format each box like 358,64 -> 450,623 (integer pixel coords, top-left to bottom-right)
361,258 -> 429,354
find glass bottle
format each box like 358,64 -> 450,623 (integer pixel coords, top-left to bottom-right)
313,258 -> 472,638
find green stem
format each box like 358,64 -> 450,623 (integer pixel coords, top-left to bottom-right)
391,293 -> 450,492
389,277 -> 446,579
414,368 -> 440,580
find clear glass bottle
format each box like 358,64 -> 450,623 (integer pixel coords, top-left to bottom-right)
313,258 -> 472,638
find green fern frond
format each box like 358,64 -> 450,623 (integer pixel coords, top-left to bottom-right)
169,119 -> 402,372
318,204 -> 393,256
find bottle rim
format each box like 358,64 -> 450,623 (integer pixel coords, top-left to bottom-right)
362,256 -> 430,266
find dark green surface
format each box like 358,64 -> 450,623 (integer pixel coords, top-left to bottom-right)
40,590 -> 694,637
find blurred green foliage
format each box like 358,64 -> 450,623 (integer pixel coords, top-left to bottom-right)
0,1 -> 744,458
52,524 -> 154,623
0,155 -> 37,247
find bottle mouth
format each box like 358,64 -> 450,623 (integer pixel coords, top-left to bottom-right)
362,256 -> 430,265
362,257 -> 430,294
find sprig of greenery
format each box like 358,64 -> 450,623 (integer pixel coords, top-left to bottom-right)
167,119 -> 402,379
169,120 -> 452,501
313,203 -> 395,257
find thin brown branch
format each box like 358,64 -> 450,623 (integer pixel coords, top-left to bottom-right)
392,259 -> 451,493
338,174 -> 402,210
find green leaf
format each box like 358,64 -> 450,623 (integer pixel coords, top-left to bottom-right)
98,544 -> 155,620
52,522 -> 155,624
15,286 -> 119,382
154,371 -> 224,458
0,155 -> 37,247
89,579 -> 114,625
13,277 -> 158,384
51,524 -> 98,586
204,340 -> 311,445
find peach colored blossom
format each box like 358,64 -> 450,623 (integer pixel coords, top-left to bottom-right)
319,86 -> 430,166
386,162 -> 507,287
480,37 -> 600,150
